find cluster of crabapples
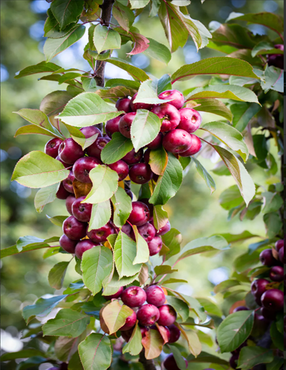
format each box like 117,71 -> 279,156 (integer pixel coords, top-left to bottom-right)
44,88 -> 202,259
103,284 -> 188,370
228,239 -> 285,369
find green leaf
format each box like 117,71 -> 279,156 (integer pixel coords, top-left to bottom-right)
155,265 -> 178,276
102,270 -> 139,296
122,321 -> 143,355
230,102 -> 261,132
157,74 -> 172,94
133,226 -> 150,264
88,201 -> 111,231
191,157 -> 216,193
101,300 -> 134,334
212,145 -> 255,206
226,12 -> 284,37
177,235 -> 229,262
179,326 -> 202,357
15,61 -> 61,79
93,25 -> 121,53
153,205 -> 168,231
237,346 -> 274,370
129,0 -> 150,9
50,0 -> 84,29
166,296 -> 189,322
48,261 -> 69,290
68,352 -> 83,370
14,108 -> 62,137
0,350 -> 45,361
168,344 -> 189,370
219,185 -> 244,210
57,92 -> 121,127
34,184 -> 59,213
251,41 -> 284,57
11,151 -> 69,188
150,154 -> 183,205
43,308 -> 90,337
270,321 -> 284,351
193,99 -> 233,121
217,310 -> 254,352
46,215 -> 67,227
128,30 -> 150,55
196,298 -> 223,317
114,231 -> 142,278
261,66 -> 283,93
82,246 -> 113,295
78,333 -> 112,370
23,295 -> 67,322
201,122 -> 249,162
14,356 -> 47,370
44,25 -> 86,62
266,357 -> 285,370
262,192 -> 283,214
144,38 -> 171,64
161,278 -> 188,285
101,132 -> 133,165
141,328 -> 164,360
171,57 -> 258,83
149,148 -> 169,176
111,187 -> 132,228
263,213 -> 282,239
162,228 -> 182,260
105,57 -> 149,82
134,79 -> 170,105
186,84 -> 260,105
131,110 -> 161,152
84,165 -> 118,204
14,124 -> 57,138
221,230 -> 258,244
40,90 -> 74,119
113,2 -> 135,32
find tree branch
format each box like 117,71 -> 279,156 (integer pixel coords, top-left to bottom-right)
94,0 -> 115,87
139,351 -> 157,370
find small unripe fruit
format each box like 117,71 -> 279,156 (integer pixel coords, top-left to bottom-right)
146,285 -> 166,307
121,286 -> 147,307
157,304 -> 177,326
137,304 -> 160,326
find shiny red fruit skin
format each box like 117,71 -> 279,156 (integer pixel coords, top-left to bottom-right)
62,171 -> 75,193
151,103 -> 180,132
118,112 -> 136,138
120,310 -> 137,331
162,129 -> 193,154
80,126 -> 101,138
158,89 -> 185,110
259,249 -> 276,267
122,148 -> 143,164
87,222 -> 115,243
58,138 -> 84,165
178,107 -> 202,133
145,285 -> 166,306
45,138 -> 63,158
179,134 -> 201,156
63,216 -> 87,240
156,220 -> 171,236
86,136 -> 110,159
59,234 -> 77,253
251,278 -> 270,305
105,116 -> 121,137
108,160 -> 129,181
163,354 -> 188,370
261,288 -> 284,312
269,265 -> 284,282
121,286 -> 147,307
129,163 -> 153,184
148,236 -> 163,256
75,240 -> 99,259
71,196 -> 92,222
66,195 -> 76,215
147,133 -> 163,150
157,305 -> 177,326
168,324 -> 181,343
138,222 -> 156,242
116,97 -> 131,113
128,201 -> 151,226
137,304 -> 160,326
103,286 -> 124,300
275,239 -> 284,251
56,182 -> 70,199
73,157 -> 101,183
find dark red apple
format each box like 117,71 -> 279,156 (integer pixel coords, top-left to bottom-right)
56,182 -> 70,199
138,222 -> 156,242
130,93 -> 153,111
275,239 -> 284,251
103,286 -> 124,300
73,157 -> 101,183
267,44 -> 284,69
62,171 -> 75,193
118,112 -> 136,138
105,116 -> 121,137
157,305 -> 177,326
178,107 -> 202,133
56,155 -> 70,168
163,354 -> 188,370
156,220 -> 171,236
121,223 -> 135,239
127,201 -> 151,226
108,160 -> 129,181
179,134 -> 201,156
86,136 -> 110,159
251,278 -> 270,305
116,97 -> 131,113
259,249 -> 276,267
63,216 -> 87,240
122,148 -> 143,164
233,306 -> 249,312
269,266 -> 284,282
148,236 -> 163,256
168,324 -> 181,343
75,239 -> 99,259
129,163 -> 153,184
279,247 -> 284,263
66,195 -> 76,215
59,234 -> 77,253
87,222 -> 115,243
121,286 -> 147,307
58,138 -> 84,165
147,133 -> 163,150
137,304 -> 160,326
151,103 -> 180,132
120,310 -> 137,331
71,196 -> 92,222
45,138 -> 63,158
145,285 -> 166,306
162,129 -> 193,154
80,126 -> 101,138
261,288 -> 283,312
158,90 -> 185,110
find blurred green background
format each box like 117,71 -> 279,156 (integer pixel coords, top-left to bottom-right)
0,0 -> 282,367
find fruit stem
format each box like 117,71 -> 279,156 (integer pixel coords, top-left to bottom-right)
139,350 -> 157,370
94,0 -> 115,87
